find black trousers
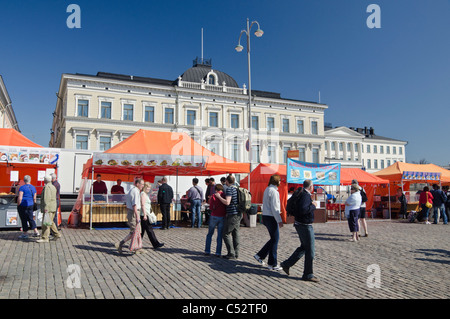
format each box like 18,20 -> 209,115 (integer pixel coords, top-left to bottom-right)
140,216 -> 161,248
160,203 -> 171,229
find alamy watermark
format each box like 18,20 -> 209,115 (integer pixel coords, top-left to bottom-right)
66,264 -> 81,289
366,264 -> 381,288
66,4 -> 81,29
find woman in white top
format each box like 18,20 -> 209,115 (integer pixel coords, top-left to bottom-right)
345,185 -> 362,242
140,182 -> 164,249
254,174 -> 284,270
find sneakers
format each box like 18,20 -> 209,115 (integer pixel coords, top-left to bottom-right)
18,234 -> 29,239
302,276 -> 320,283
268,264 -> 283,271
253,254 -> 266,266
36,239 -> 49,243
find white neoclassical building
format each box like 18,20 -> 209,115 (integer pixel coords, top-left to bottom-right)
324,125 -> 407,173
0,75 -> 19,131
49,58 -> 328,169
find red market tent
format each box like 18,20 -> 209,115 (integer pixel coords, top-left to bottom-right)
240,163 -> 389,223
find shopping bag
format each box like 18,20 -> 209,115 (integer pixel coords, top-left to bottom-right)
129,227 -> 142,252
148,212 -> 157,224
43,213 -> 53,227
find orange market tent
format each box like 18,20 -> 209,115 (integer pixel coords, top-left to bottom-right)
0,128 -> 61,225
69,129 -> 250,225
240,163 -> 389,223
374,162 -> 450,186
81,129 -> 250,180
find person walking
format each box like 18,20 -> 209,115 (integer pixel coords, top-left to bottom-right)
17,175 -> 39,239
431,184 -> 448,225
140,182 -> 164,249
280,180 -> 319,282
115,178 -> 144,254
254,175 -> 284,271
204,184 -> 227,256
37,175 -> 61,243
214,175 -> 241,260
352,179 -> 368,237
419,186 -> 434,224
51,173 -> 61,229
157,177 -> 174,230
345,184 -> 362,242
187,178 -> 204,228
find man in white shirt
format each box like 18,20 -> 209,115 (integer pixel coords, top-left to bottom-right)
115,178 -> 144,253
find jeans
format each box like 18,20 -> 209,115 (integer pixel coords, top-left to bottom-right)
432,204 -> 448,224
281,223 -> 315,279
17,205 -> 37,232
256,215 -> 280,266
191,199 -> 202,228
205,215 -> 224,255
421,204 -> 430,221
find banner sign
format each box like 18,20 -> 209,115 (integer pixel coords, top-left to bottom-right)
402,171 -> 441,181
287,158 -> 341,185
0,145 -> 59,165
93,153 -> 207,168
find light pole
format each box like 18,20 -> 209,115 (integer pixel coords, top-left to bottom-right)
235,18 -> 263,193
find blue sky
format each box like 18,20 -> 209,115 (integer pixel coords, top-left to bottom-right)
1,0 -> 449,165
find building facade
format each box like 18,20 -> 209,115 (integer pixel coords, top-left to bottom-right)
50,59 -> 328,167
324,125 -> 407,173
0,75 -> 19,131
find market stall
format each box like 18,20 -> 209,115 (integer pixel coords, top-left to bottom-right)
240,161 -> 390,223
0,128 -> 60,228
69,129 -> 250,228
373,162 -> 450,217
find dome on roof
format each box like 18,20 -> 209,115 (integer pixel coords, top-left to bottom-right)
179,58 -> 239,88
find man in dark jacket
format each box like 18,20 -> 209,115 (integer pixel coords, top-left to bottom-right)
280,179 -> 319,282
431,184 -> 448,225
157,177 -> 174,230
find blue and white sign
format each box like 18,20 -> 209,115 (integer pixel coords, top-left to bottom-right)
287,158 -> 341,185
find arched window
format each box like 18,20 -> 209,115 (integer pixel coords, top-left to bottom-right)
206,71 -> 218,86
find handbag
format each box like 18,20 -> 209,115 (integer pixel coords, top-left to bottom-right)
148,211 -> 157,224
425,192 -> 432,209
43,213 -> 53,227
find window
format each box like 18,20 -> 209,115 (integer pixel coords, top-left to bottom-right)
268,145 -> 276,163
331,142 -> 336,151
76,135 -> 88,150
165,108 -> 174,124
393,147 -> 397,154
347,143 -> 352,152
367,145 -> 371,153
208,74 -> 215,85
99,136 -> 111,151
386,146 -> 390,154
252,145 -> 260,163
381,160 -> 385,169
312,148 -> 319,163
282,119 -> 289,133
311,121 -> 318,135
209,141 -> 220,155
101,101 -> 111,119
282,146 -> 290,164
399,147 -> 403,155
144,106 -> 154,123
299,147 -> 306,162
251,116 -> 259,131
123,104 -> 133,121
297,120 -> 304,134
78,99 -> 89,117
187,110 -> 196,125
380,146 -> 384,154
387,160 -> 391,166
267,117 -> 275,132
374,159 -> 378,169
367,159 -> 371,169
231,114 -> 239,129
339,143 -> 343,151
373,145 -> 377,153
354,143 -> 359,153
231,142 -> 240,162
209,112 -> 218,127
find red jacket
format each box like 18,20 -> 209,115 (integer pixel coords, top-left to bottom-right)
419,191 -> 433,205
209,191 -> 226,218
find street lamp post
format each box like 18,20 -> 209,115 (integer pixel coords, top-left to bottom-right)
235,18 -> 263,194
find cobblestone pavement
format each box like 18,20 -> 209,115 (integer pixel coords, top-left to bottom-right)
0,218 -> 449,300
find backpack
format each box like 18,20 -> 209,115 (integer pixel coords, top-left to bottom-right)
236,186 -> 252,214
360,189 -> 368,203
286,188 -> 302,217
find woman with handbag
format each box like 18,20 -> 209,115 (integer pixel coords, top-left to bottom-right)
419,186 -> 434,225
140,182 -> 164,249
17,175 -> 40,239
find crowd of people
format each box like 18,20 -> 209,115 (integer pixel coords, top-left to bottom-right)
14,171 -> 449,283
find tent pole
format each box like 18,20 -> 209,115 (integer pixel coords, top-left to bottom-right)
90,166 -> 94,231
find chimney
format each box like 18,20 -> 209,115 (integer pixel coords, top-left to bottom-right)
369,127 -> 374,135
